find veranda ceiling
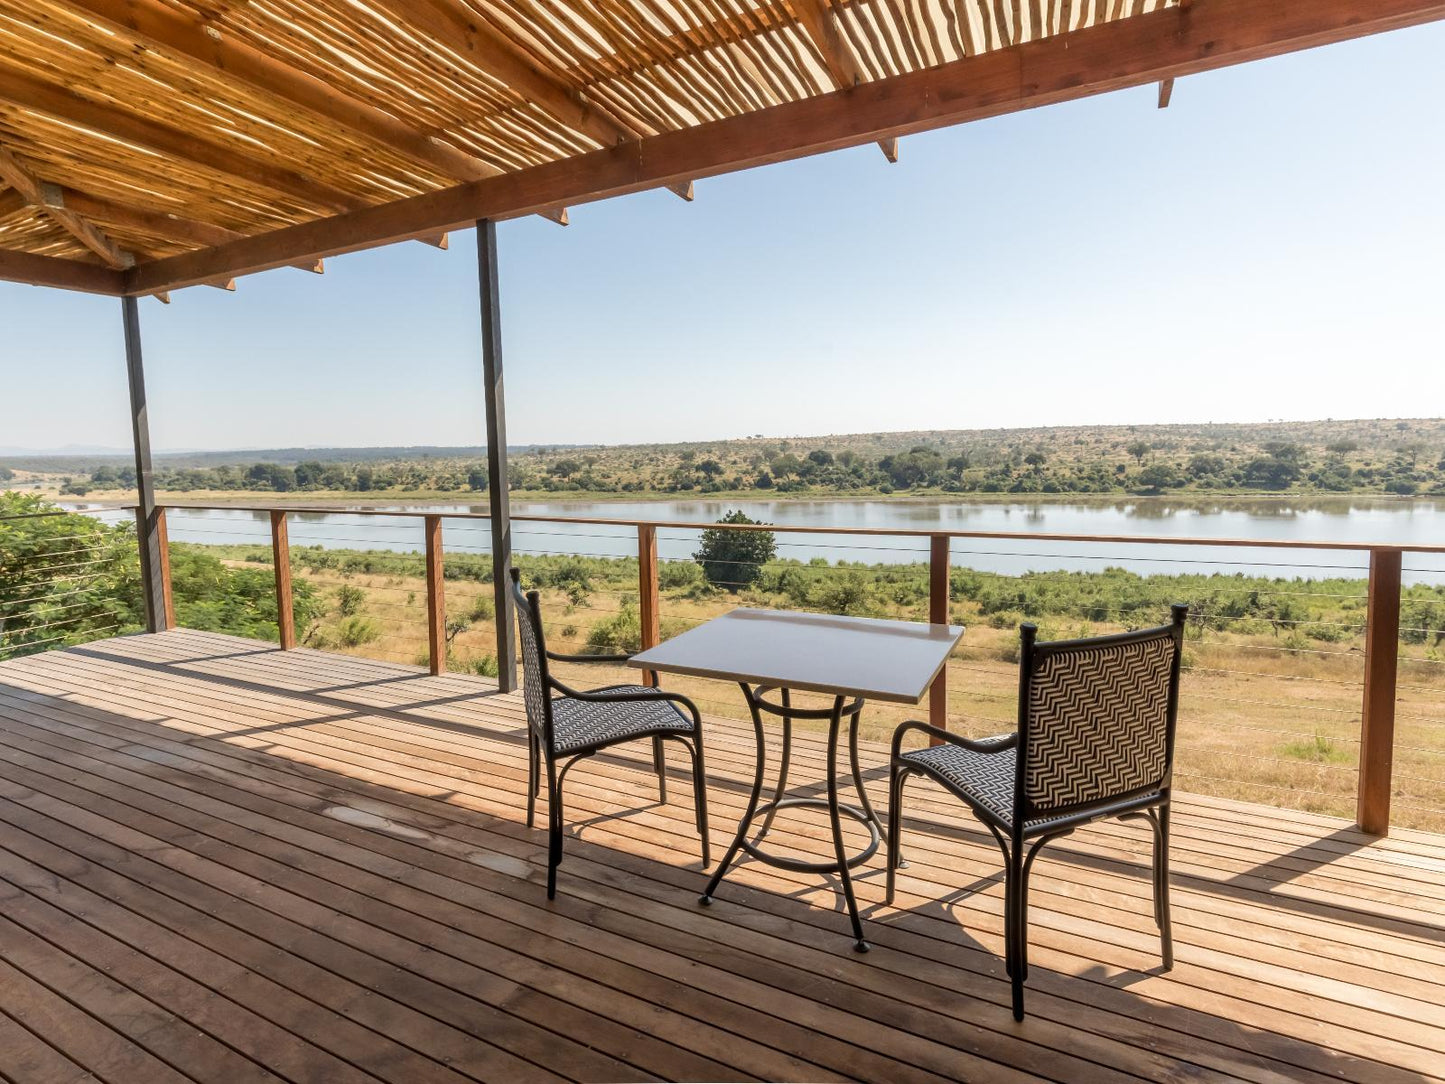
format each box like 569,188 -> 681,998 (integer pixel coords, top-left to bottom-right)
0,0 -> 1439,297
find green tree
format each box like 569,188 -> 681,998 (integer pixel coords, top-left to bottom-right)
694,511 -> 776,592
1127,441 -> 1151,465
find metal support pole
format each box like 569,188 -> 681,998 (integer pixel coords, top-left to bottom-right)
477,219 -> 517,691
122,296 -> 168,632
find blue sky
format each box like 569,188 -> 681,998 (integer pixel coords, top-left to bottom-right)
2,22 -> 1441,453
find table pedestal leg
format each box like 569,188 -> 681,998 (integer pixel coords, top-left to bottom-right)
699,683 -> 876,952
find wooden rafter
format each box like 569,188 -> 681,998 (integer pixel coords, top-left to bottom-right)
60,0 -> 498,184
0,143 -> 133,268
371,0 -> 694,200
788,0 -> 899,161
54,0 -> 565,228
0,62 -> 362,213
1158,77 -> 1175,107
0,184 -> 26,217
120,0 -> 1445,295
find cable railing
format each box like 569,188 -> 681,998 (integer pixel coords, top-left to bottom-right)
0,506 -> 143,659
8,499 -> 1444,835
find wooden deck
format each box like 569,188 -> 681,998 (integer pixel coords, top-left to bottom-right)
0,630 -> 1441,1083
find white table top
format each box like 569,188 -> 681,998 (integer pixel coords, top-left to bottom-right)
629,608 -> 965,704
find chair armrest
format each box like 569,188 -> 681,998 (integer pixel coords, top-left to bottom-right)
890,720 -> 1017,761
548,677 -> 702,724
545,649 -> 632,664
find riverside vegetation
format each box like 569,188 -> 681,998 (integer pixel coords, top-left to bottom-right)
7,417 -> 1445,501
6,494 -> 1442,832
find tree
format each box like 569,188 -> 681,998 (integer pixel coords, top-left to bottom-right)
693,511 -> 776,591
1126,441 -> 1151,465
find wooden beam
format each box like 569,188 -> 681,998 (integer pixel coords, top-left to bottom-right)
789,0 -> 897,161
1358,548 -> 1402,834
667,181 -> 695,202
270,510 -> 296,649
371,0 -> 694,200
125,0 -> 1445,294
424,514 -> 446,675
60,0 -> 503,185
0,62 -> 362,213
0,145 -> 134,268
0,247 -> 123,294
377,0 -> 635,149
0,185 -> 26,217
46,186 -> 322,273
1158,77 -> 1175,108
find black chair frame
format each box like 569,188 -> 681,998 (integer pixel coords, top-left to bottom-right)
886,603 -> 1187,1020
509,569 -> 710,899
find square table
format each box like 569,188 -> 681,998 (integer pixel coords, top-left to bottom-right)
630,607 -> 965,950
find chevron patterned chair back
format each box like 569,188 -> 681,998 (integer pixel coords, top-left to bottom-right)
507,568 -> 710,899
887,603 -> 1189,1021
509,570 -> 555,745
1020,625 -> 1180,821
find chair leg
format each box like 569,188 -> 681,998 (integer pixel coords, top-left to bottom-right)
1156,804 -> 1174,970
546,773 -> 564,900
1007,841 -> 1026,1021
885,763 -> 906,905
653,735 -> 667,803
526,731 -> 539,829
688,736 -> 711,867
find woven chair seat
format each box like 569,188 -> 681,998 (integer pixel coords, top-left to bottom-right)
551,687 -> 696,754
903,740 -> 1155,830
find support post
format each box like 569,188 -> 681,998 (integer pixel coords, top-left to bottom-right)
929,534 -> 950,745
638,523 -> 660,687
121,295 -> 168,632
270,510 -> 295,649
477,218 -> 517,691
1358,547 -> 1402,835
425,514 -> 446,676
155,507 -> 175,629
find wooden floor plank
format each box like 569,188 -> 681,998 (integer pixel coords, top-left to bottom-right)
0,629 -> 1441,1084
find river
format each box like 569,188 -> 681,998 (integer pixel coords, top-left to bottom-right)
68,496 -> 1444,583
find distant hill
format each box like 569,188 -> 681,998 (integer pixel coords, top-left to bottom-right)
5,419 -> 1442,500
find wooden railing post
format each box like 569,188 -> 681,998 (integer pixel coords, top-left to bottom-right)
1358,547 -> 1402,835
929,534 -> 950,745
155,507 -> 175,630
638,523 -> 660,687
425,515 -> 446,676
269,510 -> 295,650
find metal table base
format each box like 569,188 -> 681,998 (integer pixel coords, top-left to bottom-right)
699,683 -> 881,951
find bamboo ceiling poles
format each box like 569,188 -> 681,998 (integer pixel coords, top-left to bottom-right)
0,1 -> 1441,294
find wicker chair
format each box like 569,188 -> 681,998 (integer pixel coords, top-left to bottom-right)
886,604 -> 1187,1020
508,568 -> 710,898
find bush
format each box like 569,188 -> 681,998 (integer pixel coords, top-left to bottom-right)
335,616 -> 380,647
694,511 -> 776,592
586,606 -> 642,653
